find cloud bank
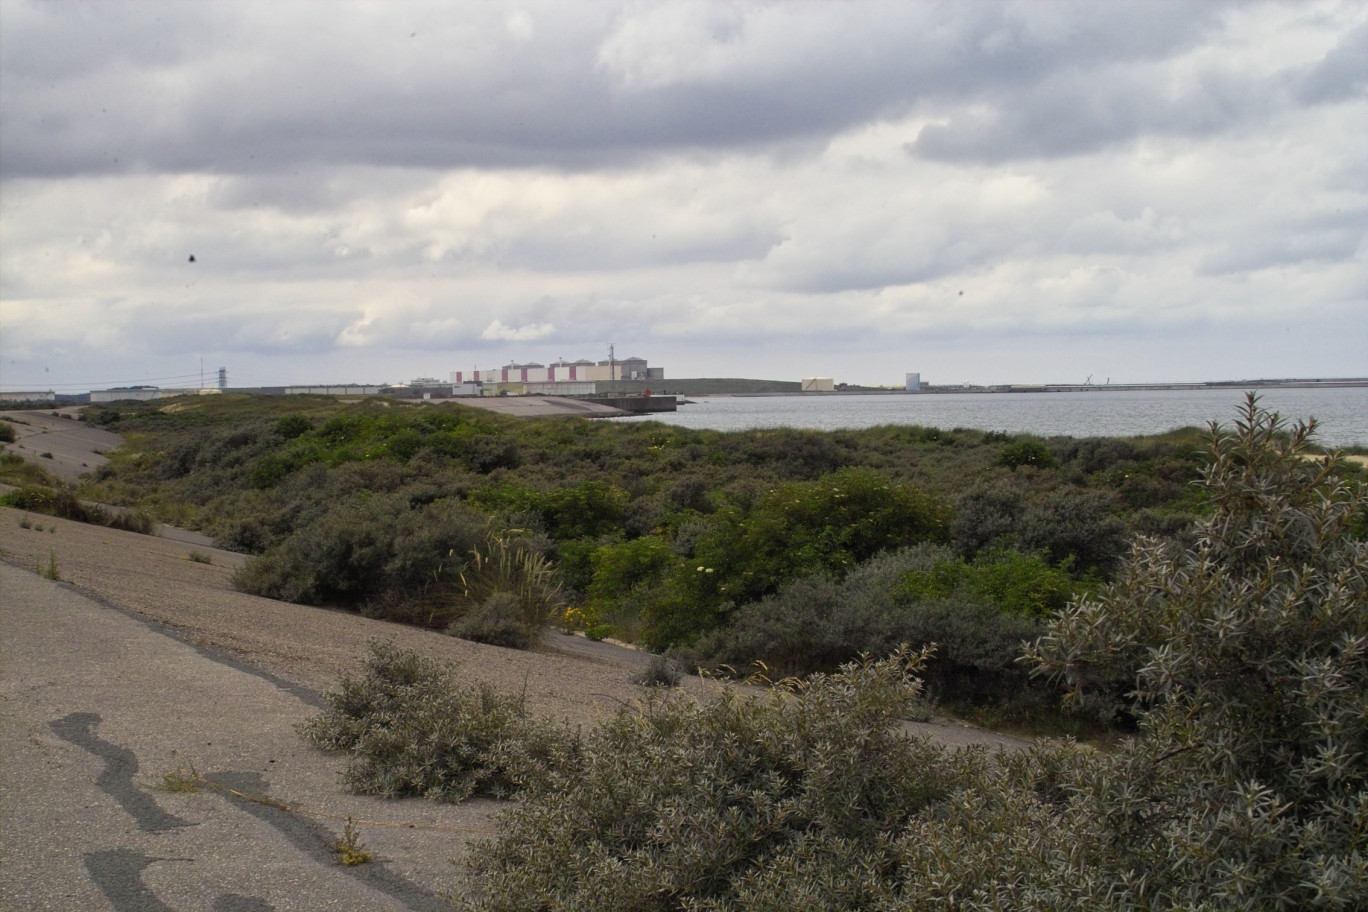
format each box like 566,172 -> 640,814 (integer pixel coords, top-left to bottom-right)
1,0 -> 1364,389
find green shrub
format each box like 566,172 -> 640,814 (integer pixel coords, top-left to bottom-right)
103,507 -> 155,535
447,593 -> 542,650
0,482 -> 156,534
896,549 -> 1076,620
464,434 -> 520,473
728,426 -> 848,479
445,536 -> 565,648
649,468 -> 951,648
585,535 -> 676,609
1017,487 -> 1128,576
0,485 -> 94,522
950,480 -> 1024,558
232,495 -> 492,616
634,654 -> 684,687
0,456 -> 59,489
301,643 -> 573,801
680,545 -> 1045,708
460,396 -> 1368,910
537,481 -> 630,539
274,414 -> 313,439
997,438 -> 1057,469
0,420 -> 15,443
1025,395 -> 1368,907
465,649 -> 951,912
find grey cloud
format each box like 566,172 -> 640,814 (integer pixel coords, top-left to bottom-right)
1295,20 -> 1368,103
1197,209 -> 1367,276
910,59 -> 1281,163
135,306 -> 362,356
1,1 -> 1232,180
497,220 -> 778,273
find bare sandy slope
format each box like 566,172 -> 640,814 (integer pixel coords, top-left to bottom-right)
1,408 -> 122,483
0,506 -> 701,725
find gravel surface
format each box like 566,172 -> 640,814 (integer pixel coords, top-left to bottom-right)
0,506 -> 710,723
1,408 -> 121,483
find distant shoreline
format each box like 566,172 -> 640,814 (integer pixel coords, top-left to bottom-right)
689,378 -> 1368,397
4,377 -> 1364,406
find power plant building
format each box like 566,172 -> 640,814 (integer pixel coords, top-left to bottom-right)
452,357 -> 661,395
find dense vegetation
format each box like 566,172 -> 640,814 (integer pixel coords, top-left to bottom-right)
41,391 -> 1354,722
306,399 -> 1366,910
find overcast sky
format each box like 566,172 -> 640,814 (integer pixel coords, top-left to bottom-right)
2,0 -> 1364,390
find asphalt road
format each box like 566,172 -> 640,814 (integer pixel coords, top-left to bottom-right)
0,565 -> 497,911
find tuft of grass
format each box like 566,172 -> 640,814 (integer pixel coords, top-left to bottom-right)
41,549 -> 60,580
0,454 -> 59,487
18,514 -> 33,529
0,484 -> 155,535
160,764 -> 202,793
446,536 -> 566,649
185,550 -> 213,564
634,654 -> 684,688
330,816 -> 372,866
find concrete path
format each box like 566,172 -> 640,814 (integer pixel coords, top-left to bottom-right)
0,565 -> 497,911
0,409 -> 122,484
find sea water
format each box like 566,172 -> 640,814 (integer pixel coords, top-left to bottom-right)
619,386 -> 1368,449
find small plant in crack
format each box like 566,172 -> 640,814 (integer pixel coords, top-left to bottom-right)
160,764 -> 202,793
330,816 -> 372,865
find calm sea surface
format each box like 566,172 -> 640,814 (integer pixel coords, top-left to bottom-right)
620,386 -> 1368,448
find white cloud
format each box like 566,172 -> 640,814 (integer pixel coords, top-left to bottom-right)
483,319 -> 556,342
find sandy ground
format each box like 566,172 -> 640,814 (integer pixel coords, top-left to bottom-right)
1,408 -> 122,483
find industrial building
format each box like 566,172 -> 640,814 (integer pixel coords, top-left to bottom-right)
0,390 -> 57,403
451,356 -> 662,396
284,385 -> 382,396
90,387 -> 223,403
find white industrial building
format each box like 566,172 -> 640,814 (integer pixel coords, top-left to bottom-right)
284,385 -> 382,396
801,377 -> 835,392
452,356 -> 662,395
0,390 -> 56,403
90,387 -> 223,403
